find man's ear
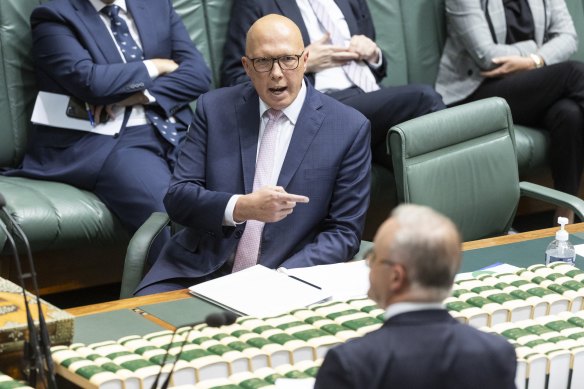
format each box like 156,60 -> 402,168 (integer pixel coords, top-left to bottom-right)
390,263 -> 408,292
242,56 -> 252,77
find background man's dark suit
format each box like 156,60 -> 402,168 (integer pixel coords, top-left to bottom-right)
220,0 -> 445,167
315,309 -> 517,389
137,80 -> 371,292
6,0 -> 211,244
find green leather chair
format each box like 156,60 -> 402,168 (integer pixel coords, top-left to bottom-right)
388,97 -> 584,242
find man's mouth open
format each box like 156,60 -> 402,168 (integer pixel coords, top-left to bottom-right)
269,86 -> 287,95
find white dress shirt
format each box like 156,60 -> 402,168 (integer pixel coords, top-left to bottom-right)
223,81 -> 308,225
295,0 -> 382,93
384,301 -> 445,321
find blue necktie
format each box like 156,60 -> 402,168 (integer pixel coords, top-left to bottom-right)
101,4 -> 180,145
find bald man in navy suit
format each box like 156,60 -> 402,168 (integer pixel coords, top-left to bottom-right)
136,14 -> 370,295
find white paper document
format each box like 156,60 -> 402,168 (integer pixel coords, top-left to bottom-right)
574,243 -> 584,258
189,265 -> 331,318
280,261 -> 370,301
31,91 -> 124,136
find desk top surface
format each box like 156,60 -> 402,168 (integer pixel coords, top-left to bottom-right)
64,223 -> 584,343
68,223 -> 584,318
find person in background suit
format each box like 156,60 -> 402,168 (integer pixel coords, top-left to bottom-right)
4,0 -> 211,262
436,0 -> 584,223
221,0 -> 446,169
315,204 -> 517,389
135,14 -> 371,295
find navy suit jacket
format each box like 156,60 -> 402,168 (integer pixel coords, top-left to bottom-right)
138,81 -> 371,287
315,310 -> 517,389
16,0 -> 211,189
220,0 -> 387,87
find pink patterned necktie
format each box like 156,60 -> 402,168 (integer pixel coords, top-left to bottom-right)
232,109 -> 284,272
307,0 -> 380,93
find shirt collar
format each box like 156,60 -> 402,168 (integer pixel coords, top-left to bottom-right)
384,302 -> 445,321
89,0 -> 128,13
259,80 -> 307,124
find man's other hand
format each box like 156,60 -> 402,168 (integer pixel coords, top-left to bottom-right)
306,33 -> 359,73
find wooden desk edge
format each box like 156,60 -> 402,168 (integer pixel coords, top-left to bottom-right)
68,223 -> 584,317
66,288 -> 191,317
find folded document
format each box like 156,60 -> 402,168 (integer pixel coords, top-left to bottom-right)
189,265 -> 331,318
31,91 -> 124,136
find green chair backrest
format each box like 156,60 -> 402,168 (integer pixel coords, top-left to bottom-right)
0,0 -> 47,167
389,97 -> 520,241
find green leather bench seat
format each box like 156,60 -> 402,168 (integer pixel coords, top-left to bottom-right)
0,178 -> 126,250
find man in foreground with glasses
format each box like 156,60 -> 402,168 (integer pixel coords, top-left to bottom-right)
315,204 -> 517,388
135,14 -> 371,295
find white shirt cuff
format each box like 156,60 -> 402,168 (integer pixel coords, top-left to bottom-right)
142,89 -> 156,104
367,48 -> 383,69
143,60 -> 160,79
224,194 -> 243,226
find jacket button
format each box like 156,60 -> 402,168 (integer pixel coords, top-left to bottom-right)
467,69 -> 473,76
235,230 -> 243,239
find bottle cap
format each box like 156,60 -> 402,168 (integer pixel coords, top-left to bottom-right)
556,217 -> 569,241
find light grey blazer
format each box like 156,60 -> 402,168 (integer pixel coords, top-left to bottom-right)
436,0 -> 577,105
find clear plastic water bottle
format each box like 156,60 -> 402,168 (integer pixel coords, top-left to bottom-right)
545,217 -> 576,266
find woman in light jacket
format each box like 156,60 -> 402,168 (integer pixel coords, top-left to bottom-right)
436,0 -> 584,222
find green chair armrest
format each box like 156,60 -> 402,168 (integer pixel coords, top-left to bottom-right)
119,212 -> 171,299
352,240 -> 373,260
519,181 -> 584,222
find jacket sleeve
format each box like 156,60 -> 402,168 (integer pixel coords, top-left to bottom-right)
146,0 -> 212,117
537,0 -> 578,65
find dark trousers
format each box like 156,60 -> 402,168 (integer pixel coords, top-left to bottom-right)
328,84 -> 446,168
460,61 -> 584,196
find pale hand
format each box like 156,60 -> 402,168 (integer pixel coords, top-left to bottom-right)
306,33 -> 359,73
92,92 -> 149,124
150,58 -> 179,75
481,56 -> 535,78
348,35 -> 380,63
234,186 -> 310,223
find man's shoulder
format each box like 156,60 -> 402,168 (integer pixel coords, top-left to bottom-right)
310,88 -> 368,125
200,82 -> 254,104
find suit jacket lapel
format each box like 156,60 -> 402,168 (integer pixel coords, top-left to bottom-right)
335,0 -> 358,35
484,0 -> 507,44
528,0 -> 546,45
236,84 -> 261,194
277,83 -> 324,189
275,0 -> 311,47
71,0 -> 123,63
127,0 -> 157,58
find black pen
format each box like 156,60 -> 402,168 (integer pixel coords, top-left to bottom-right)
277,267 -> 322,290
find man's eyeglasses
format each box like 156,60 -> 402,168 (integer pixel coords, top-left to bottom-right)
246,51 -> 304,72
364,247 -> 398,268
